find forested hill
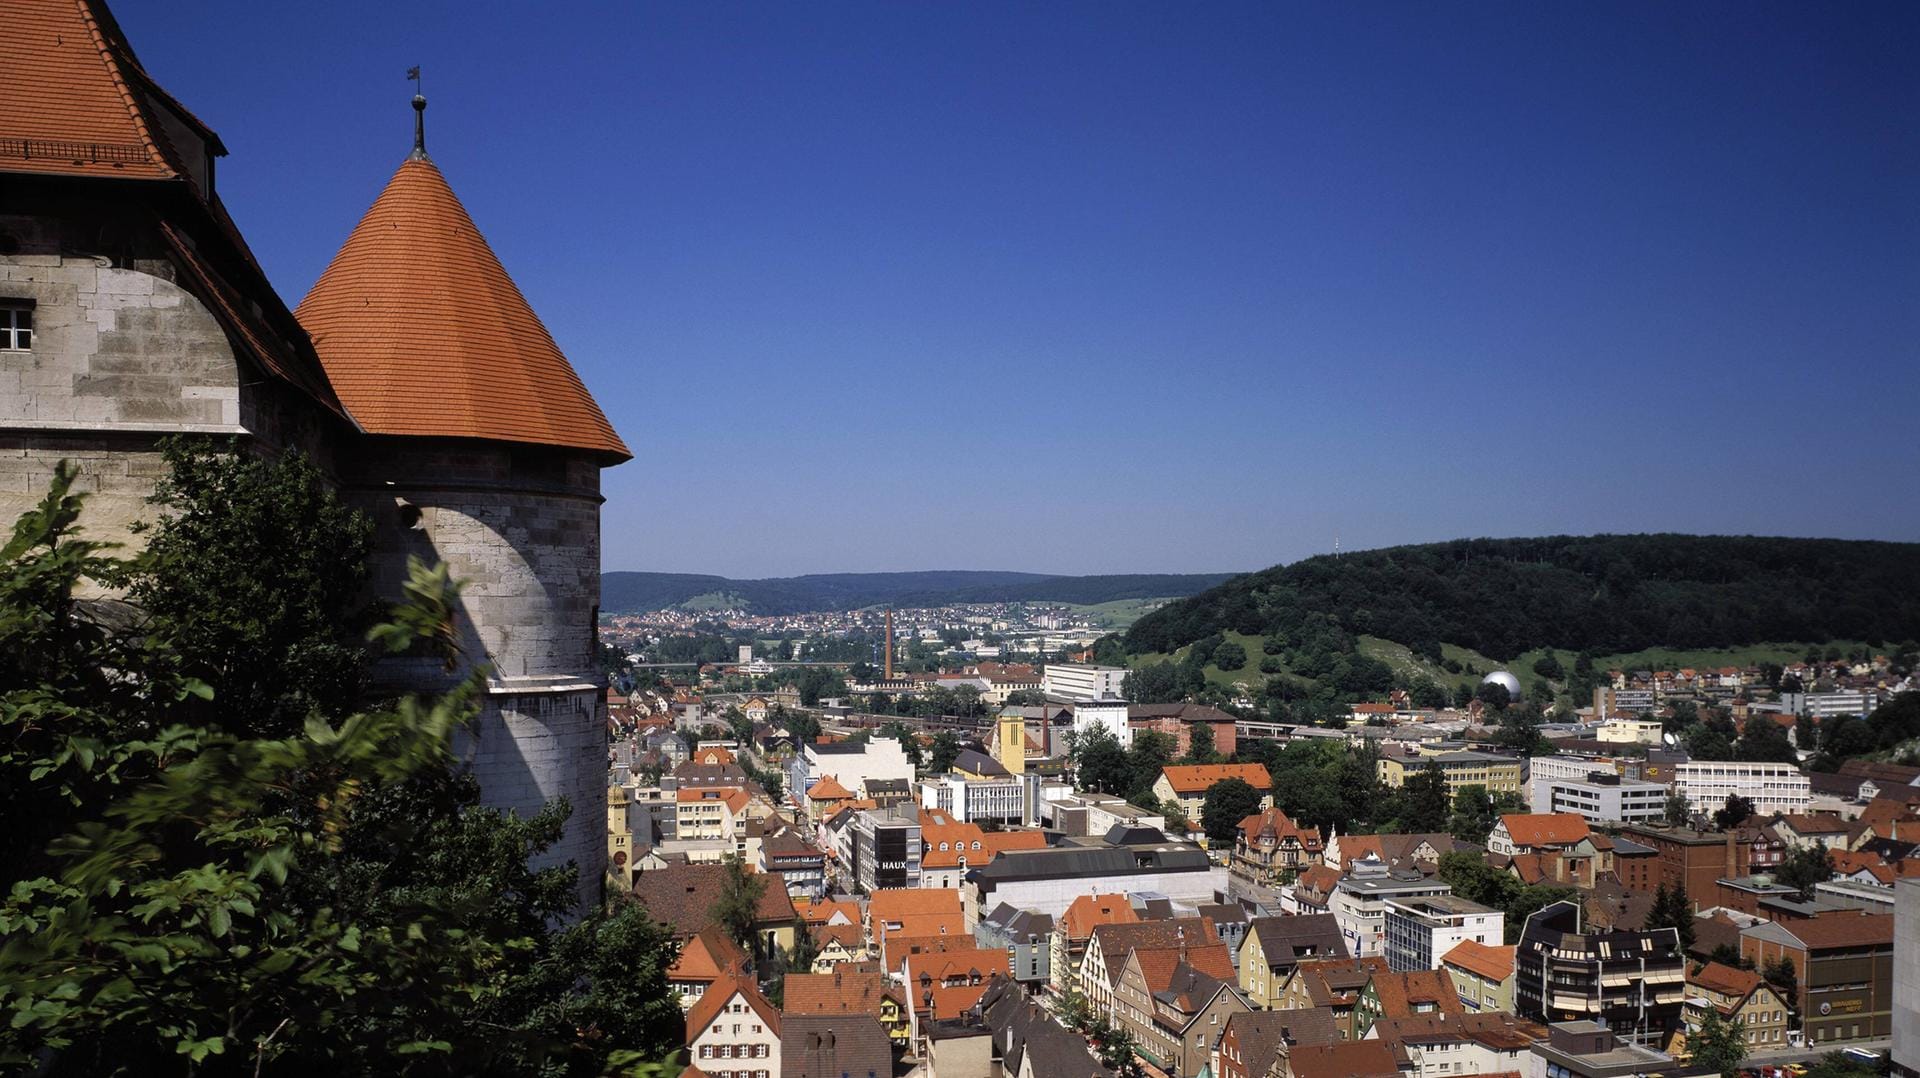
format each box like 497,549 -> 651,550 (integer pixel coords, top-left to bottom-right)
1124,535 -> 1920,661
600,570 -> 1237,615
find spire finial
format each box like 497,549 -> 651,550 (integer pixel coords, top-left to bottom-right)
407,66 -> 428,159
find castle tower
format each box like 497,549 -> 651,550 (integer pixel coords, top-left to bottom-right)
296,99 -> 630,913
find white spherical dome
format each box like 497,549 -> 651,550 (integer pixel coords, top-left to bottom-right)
1482,670 -> 1522,699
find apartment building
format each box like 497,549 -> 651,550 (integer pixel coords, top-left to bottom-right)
1673,761 -> 1810,817
1534,773 -> 1670,825
1042,663 -> 1128,702
1378,750 -> 1524,800
1384,895 -> 1504,974
1330,860 -> 1452,958
1515,902 -> 1684,1044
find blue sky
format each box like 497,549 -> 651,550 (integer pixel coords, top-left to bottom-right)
117,2 -> 1918,576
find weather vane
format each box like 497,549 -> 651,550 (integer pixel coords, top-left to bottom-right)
407,65 -> 427,159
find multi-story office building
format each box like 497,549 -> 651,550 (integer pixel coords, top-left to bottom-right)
1536,774 -> 1669,826
1740,911 -> 1895,1045
1384,895 -> 1505,974
917,774 -> 1026,825
1331,860 -> 1453,958
788,737 -> 916,805
1042,663 -> 1128,702
1617,822 -> 1784,902
1515,902 -> 1684,1045
852,803 -> 923,893
1673,761 -> 1810,817
1778,691 -> 1879,720
1378,750 -> 1524,800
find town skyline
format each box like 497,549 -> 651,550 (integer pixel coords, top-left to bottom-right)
109,1 -> 1919,577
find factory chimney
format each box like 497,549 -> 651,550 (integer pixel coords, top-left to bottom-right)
884,608 -> 895,682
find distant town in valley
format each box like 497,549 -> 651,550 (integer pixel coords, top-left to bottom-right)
4,1 -> 1915,1076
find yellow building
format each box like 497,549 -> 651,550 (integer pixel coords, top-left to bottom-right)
1440,939 -> 1515,1015
1376,750 -> 1522,799
1673,962 -> 1792,1058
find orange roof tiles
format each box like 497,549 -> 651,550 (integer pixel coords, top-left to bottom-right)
1689,961 -> 1763,1000
799,898 -> 860,926
920,824 -> 1047,869
1239,807 -> 1325,848
806,775 -> 852,801
1288,1040 -> 1402,1078
1062,894 -> 1140,940
1441,939 -> 1514,983
1160,763 -> 1271,794
868,888 -> 963,923
297,156 -> 629,460
783,969 -> 898,1017
1498,813 -> 1592,849
670,925 -> 748,984
2,0 -> 184,180
685,975 -> 779,1043
1368,969 -> 1465,1019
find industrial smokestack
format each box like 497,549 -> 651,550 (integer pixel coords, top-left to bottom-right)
884,608 -> 894,682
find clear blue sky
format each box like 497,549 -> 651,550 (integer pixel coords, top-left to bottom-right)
117,2 -> 1918,577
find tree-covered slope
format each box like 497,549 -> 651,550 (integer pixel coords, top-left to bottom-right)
1124,535 -> 1920,661
601,570 -> 1236,614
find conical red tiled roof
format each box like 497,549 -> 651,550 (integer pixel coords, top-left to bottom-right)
297,156 -> 629,460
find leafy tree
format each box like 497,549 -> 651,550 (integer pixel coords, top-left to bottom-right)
1801,1053 -> 1878,1078
1399,762 -> 1452,833
1665,792 -> 1693,827
1073,724 -> 1131,796
1475,681 -> 1512,710
1159,799 -> 1192,835
1713,794 -> 1757,830
927,730 -> 963,774
1201,779 -> 1262,845
879,721 -> 922,766
1734,719 -> 1798,764
1763,956 -> 1799,1018
1211,641 -> 1247,672
1776,845 -> 1835,900
1183,719 -> 1219,764
1688,1009 -> 1747,1076
0,470 -> 682,1075
714,854 -> 768,960
128,439 -> 375,740
1449,786 -> 1524,845
1532,654 -> 1564,680
1126,730 -> 1178,800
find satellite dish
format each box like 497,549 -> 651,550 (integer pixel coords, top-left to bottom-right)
1663,732 -> 1678,746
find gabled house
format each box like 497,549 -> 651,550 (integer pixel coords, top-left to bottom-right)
1238,914 -> 1348,1009
1233,808 -> 1326,885
1112,942 -> 1246,1078
1274,956 -> 1391,1041
668,924 -> 749,1010
1153,764 -> 1274,821
1051,893 -> 1139,992
685,975 -> 781,1076
1214,1008 -> 1341,1078
1351,969 -> 1463,1039
783,967 -> 911,1045
1672,961 -> 1790,1059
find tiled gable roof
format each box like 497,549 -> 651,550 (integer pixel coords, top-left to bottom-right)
1062,893 -> 1140,939
1159,763 -> 1271,794
669,924 -> 748,982
630,863 -> 797,939
806,774 -> 852,800
1498,813 -> 1592,849
868,888 -> 962,922
1239,807 -> 1326,848
297,157 -> 629,459
684,975 -> 779,1043
1690,961 -> 1763,1001
1367,969 -> 1465,1019
1440,939 -> 1514,982
783,969 -> 899,1017
780,1014 -> 891,1078
2,0 -> 184,180
1288,1040 -> 1401,1078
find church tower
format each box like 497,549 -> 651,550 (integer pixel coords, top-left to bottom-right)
296,98 -> 630,913
995,709 -> 1027,776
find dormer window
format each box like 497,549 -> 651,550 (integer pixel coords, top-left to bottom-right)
0,302 -> 31,351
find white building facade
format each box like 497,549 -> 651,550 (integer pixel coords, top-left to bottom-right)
1674,761 -> 1810,817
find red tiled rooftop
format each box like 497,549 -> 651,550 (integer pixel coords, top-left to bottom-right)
297,156 -> 629,459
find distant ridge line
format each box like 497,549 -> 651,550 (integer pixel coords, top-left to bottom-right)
599,569 -> 1240,615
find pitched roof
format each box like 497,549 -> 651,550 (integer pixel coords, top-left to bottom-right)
1287,1040 -> 1402,1078
669,924 -> 748,983
1498,813 -> 1592,848
1062,893 -> 1140,939
806,774 -> 852,800
629,863 -> 798,939
1440,939 -> 1515,983
782,969 -> 900,1018
1224,1008 -> 1342,1078
1239,807 -> 1326,848
684,975 -> 779,1043
1248,914 -> 1348,970
780,1015 -> 891,1078
1368,969 -> 1466,1019
1690,961 -> 1764,1001
921,824 -> 1047,869
1290,956 -> 1391,1008
799,897 -> 860,926
297,156 -> 629,459
1089,918 -> 1217,986
1757,910 -> 1896,950
1159,763 -> 1272,794
868,888 -> 963,923
1,0 -> 193,180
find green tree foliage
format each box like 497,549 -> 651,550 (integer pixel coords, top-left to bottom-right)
1200,779 -> 1262,845
1763,956 -> 1799,1017
129,439 -> 375,740
1688,1010 -> 1747,1076
1713,794 -> 1757,830
1399,763 -> 1452,834
1240,739 -> 1381,835
1531,654 -> 1564,680
1072,724 -> 1131,796
927,730 -> 963,774
714,853 -> 768,959
0,462 -> 682,1076
1183,719 -> 1219,764
1211,641 -> 1247,672
1648,881 -> 1697,953
1449,786 -> 1525,845
1734,719 -> 1799,764
1126,730 -> 1178,800
1436,852 -> 1575,945
1665,792 -> 1693,826
1776,845 -> 1835,900
1801,1054 -> 1881,1078
1124,535 -> 1920,661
